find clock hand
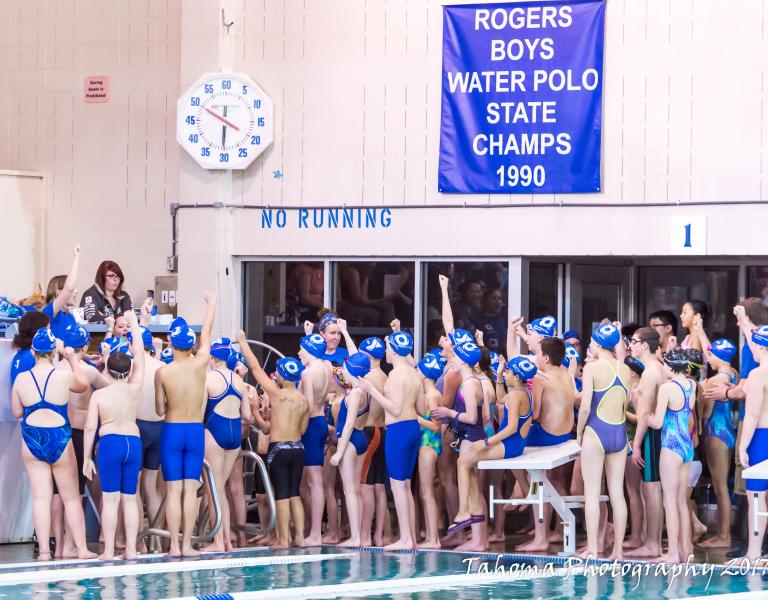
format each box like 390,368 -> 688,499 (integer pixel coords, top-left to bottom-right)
204,106 -> 240,132
222,124 -> 227,147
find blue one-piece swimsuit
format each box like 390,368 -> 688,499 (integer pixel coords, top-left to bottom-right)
21,370 -> 72,464
204,370 -> 243,451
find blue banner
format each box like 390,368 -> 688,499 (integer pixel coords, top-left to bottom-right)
439,1 -> 605,194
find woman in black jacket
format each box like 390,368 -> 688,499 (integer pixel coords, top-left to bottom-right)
80,260 -> 132,323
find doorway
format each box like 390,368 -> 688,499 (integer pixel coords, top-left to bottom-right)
568,264 -> 632,340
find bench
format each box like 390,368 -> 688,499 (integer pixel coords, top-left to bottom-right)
741,458 -> 768,536
478,439 -> 607,555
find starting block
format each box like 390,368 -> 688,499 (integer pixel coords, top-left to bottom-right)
478,439 -> 607,556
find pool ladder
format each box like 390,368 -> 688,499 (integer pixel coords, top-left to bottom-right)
137,452 -> 276,551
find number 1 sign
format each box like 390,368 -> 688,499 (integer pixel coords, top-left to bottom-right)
669,215 -> 707,255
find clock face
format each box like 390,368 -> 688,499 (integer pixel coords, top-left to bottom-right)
176,72 -> 274,170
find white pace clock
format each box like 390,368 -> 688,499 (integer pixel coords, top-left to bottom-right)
176,72 -> 274,170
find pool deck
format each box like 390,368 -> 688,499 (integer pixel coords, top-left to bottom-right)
0,534 -> 734,568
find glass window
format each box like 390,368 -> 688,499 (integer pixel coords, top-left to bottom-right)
528,263 -> 559,322
747,266 -> 768,303
638,266 -> 739,343
334,261 -> 415,334
422,262 -> 509,354
243,261 -> 324,361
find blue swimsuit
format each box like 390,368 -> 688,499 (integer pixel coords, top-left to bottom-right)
204,370 -> 243,451
585,359 -> 629,454
661,380 -> 695,463
500,390 -> 533,459
453,376 -> 486,444
704,373 -> 737,450
336,392 -> 370,455
21,370 -> 72,464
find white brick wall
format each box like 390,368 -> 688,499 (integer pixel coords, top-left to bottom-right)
3,0 -> 768,319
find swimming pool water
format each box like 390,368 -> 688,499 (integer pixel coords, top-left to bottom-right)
1,547 -> 767,599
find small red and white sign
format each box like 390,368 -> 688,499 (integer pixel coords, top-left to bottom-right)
84,75 -> 109,103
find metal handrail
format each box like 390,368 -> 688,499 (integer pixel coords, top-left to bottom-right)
234,450 -> 277,538
137,459 -> 222,549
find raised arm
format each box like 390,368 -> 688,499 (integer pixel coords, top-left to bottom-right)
197,292 -> 217,359
507,316 -> 525,359
337,318 -> 357,354
126,311 -> 145,387
235,330 -> 280,398
439,274 -> 454,336
735,305 -> 760,359
53,245 -> 81,316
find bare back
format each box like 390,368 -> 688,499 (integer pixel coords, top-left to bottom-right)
14,365 -> 74,428
137,353 -> 163,422
300,360 -> 332,418
382,364 -> 420,425
93,381 -> 142,437
268,387 -> 309,443
364,366 -> 388,427
156,355 -> 208,422
206,367 -> 248,419
534,366 -> 575,436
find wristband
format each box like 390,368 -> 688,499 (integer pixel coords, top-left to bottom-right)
484,438 -> 489,446
725,388 -> 731,400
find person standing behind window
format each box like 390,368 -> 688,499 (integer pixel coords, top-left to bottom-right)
80,260 -> 133,323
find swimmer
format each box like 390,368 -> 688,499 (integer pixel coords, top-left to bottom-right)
738,324 -> 768,561
42,245 -> 81,340
105,314 -> 130,339
416,351 -> 446,549
516,332 -> 575,552
54,325 -> 110,559
129,325 -> 166,532
680,300 -> 708,354
329,352 -> 373,548
432,275 -> 488,550
202,338 -> 252,552
11,328 -> 96,561
694,327 -> 737,549
358,330 -> 422,551
296,333 -> 332,546
155,293 -> 216,558
646,347 -> 697,564
648,311 -> 678,354
82,310 -> 145,560
577,323 -> 630,560
357,336 -> 390,547
454,355 -> 537,541
236,330 -> 309,549
626,327 -> 666,559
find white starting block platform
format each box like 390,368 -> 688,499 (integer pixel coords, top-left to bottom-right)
478,439 -> 607,556
742,459 -> 768,536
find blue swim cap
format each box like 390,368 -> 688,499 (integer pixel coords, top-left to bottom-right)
0,296 -> 24,320
127,326 -> 153,350
276,357 -> 304,383
753,326 -> 768,347
489,351 -> 500,378
454,341 -> 481,366
168,316 -> 187,332
210,337 -> 232,361
387,331 -> 414,357
160,346 -> 174,364
300,334 -> 327,359
708,338 -> 736,362
169,321 -> 196,350
32,328 -> 57,353
507,355 -> 538,383
105,336 -> 131,355
62,324 -> 90,349
563,329 -> 580,341
227,350 -> 247,371
345,352 -> 371,378
528,316 -> 557,338
563,344 -> 582,368
449,328 -> 474,347
591,323 -> 620,349
359,337 -> 386,360
417,352 -> 445,381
